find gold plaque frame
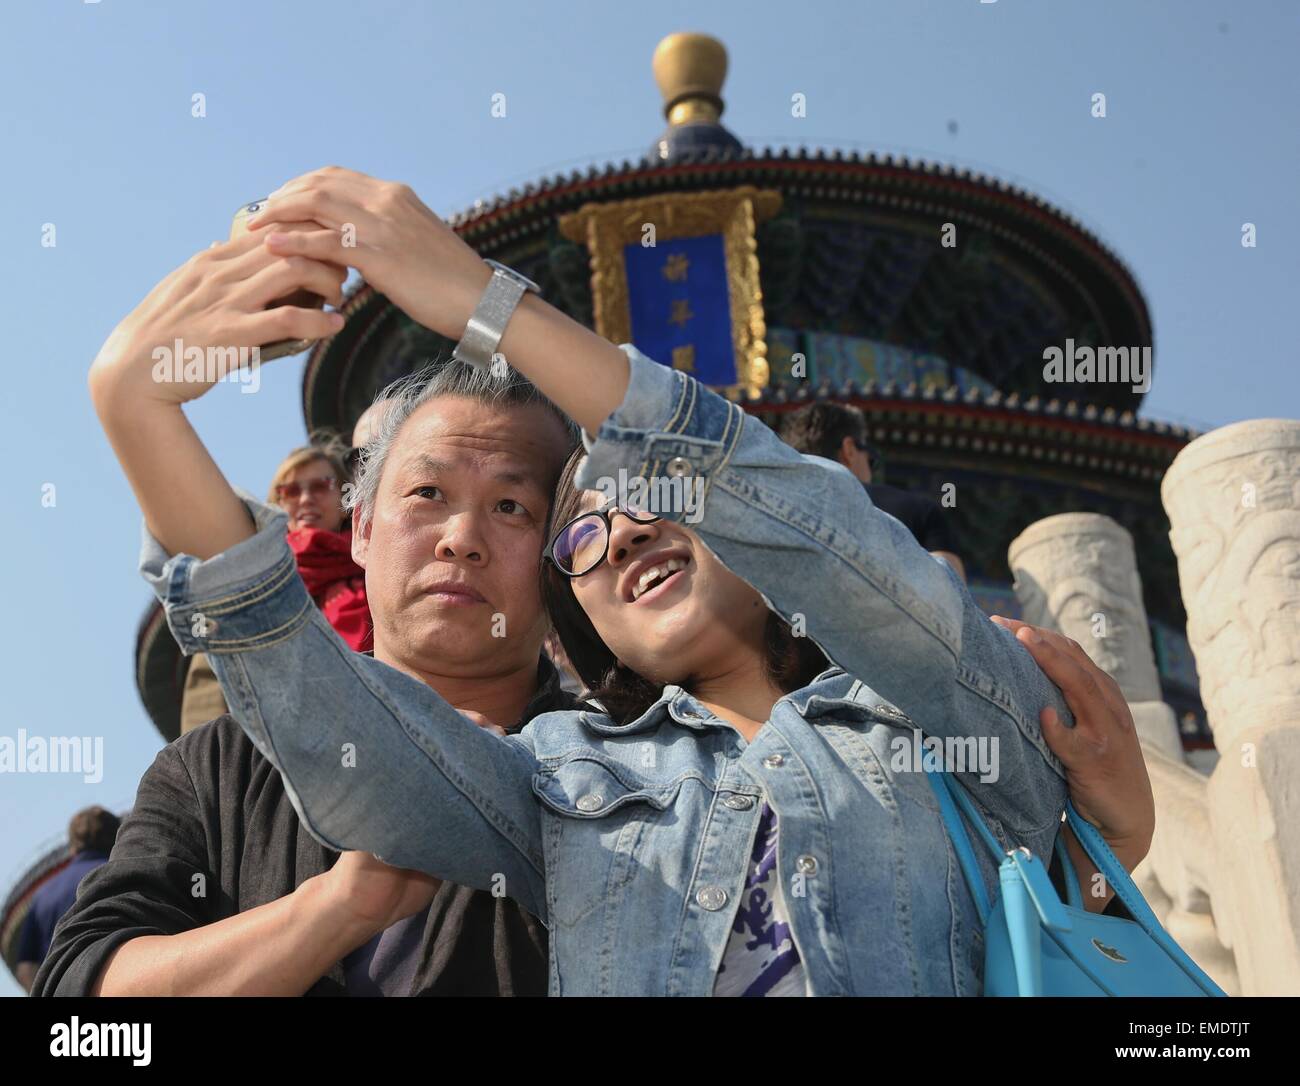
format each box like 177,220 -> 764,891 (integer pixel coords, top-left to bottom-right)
559,186 -> 782,400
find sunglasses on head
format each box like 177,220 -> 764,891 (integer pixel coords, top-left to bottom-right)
545,498 -> 661,578
274,477 -> 339,502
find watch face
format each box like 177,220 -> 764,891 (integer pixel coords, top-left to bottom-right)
485,259 -> 541,294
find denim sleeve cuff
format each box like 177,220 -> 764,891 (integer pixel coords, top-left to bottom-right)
138,489 -> 314,656
573,344 -> 746,520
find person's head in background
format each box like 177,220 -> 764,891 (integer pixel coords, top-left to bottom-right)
345,362 -> 577,683
345,398 -> 396,480
780,402 -> 878,484
68,806 -> 121,858
351,398 -> 394,450
268,442 -> 350,533
781,402 -> 966,583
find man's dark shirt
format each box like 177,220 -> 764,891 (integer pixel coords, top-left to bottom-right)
33,658 -> 575,997
865,482 -> 960,559
17,851 -> 110,966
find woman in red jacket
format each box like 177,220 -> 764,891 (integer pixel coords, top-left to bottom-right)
269,443 -> 373,653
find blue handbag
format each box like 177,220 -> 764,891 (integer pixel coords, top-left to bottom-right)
924,769 -> 1226,997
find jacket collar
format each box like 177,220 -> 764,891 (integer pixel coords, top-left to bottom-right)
577,673 -> 845,737
574,684 -> 706,737
574,665 -> 911,735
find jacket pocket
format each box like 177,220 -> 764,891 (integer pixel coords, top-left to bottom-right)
532,754 -> 685,929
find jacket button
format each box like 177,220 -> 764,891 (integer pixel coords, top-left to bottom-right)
796,854 -> 819,875
576,793 -> 604,812
762,754 -> 784,769
696,885 -> 728,911
723,794 -> 754,810
666,456 -> 692,477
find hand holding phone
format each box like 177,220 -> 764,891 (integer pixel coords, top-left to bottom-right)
230,199 -> 329,360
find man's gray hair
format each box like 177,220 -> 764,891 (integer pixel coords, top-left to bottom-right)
345,359 -> 579,528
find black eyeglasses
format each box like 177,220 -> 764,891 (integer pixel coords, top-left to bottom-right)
343,445 -> 363,473
545,500 -> 661,577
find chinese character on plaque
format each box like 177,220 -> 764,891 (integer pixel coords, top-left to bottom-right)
662,253 -> 690,282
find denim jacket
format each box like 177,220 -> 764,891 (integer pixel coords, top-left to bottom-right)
140,345 -> 1072,996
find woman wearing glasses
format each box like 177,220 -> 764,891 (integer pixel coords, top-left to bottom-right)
93,168 -> 1155,995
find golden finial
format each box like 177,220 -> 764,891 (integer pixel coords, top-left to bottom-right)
653,32 -> 728,127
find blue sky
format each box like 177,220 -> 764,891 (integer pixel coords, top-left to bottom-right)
1,0 -> 1296,996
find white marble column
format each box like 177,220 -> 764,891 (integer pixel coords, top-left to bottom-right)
1162,418 -> 1300,995
1008,511 -> 1239,990
1008,512 -> 1182,758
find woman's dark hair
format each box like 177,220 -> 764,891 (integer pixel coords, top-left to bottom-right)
541,448 -> 828,724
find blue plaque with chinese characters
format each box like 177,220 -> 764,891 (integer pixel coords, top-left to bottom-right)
623,235 -> 736,385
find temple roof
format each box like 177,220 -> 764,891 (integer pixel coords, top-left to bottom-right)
302,32 -> 1155,432
306,158 -> 1155,432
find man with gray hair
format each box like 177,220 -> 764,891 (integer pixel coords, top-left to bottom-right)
37,343 -> 579,997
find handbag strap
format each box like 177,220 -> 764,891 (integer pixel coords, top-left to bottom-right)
923,768 -> 991,922
930,770 -> 1225,997
1055,830 -> 1084,909
930,769 -> 1011,861
933,774 -> 1149,919
927,770 -> 1076,926
1064,801 -> 1224,996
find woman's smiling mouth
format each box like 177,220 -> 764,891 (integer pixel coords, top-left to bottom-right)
629,556 -> 691,604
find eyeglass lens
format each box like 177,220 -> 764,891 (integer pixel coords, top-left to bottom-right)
552,506 -> 659,575
278,478 -> 337,501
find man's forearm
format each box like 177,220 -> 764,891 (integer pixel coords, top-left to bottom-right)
93,874 -> 377,996
91,385 -> 254,561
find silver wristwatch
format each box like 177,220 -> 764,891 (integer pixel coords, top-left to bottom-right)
452,260 -> 541,370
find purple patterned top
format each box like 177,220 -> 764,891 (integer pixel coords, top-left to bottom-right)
714,802 -> 807,996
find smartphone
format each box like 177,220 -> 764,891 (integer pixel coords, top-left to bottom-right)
230,199 -> 327,361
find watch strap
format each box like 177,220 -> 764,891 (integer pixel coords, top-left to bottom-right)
453,264 -> 537,370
